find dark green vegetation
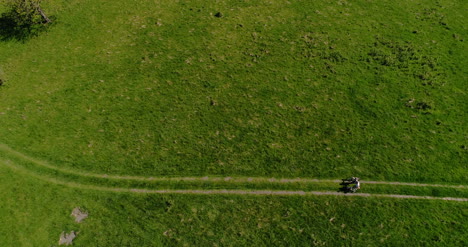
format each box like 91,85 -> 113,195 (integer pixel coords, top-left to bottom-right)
0,0 -> 467,246
0,0 -> 52,41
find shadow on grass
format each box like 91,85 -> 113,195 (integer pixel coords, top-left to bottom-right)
0,11 -> 53,42
338,179 -> 357,194
338,185 -> 354,194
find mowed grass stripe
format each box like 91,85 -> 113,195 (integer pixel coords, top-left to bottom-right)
1,142 -> 467,189
5,155 -> 468,198
1,159 -> 466,202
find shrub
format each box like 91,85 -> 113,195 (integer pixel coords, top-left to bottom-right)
3,0 -> 50,27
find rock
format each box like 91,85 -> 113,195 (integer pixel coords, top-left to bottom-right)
71,207 -> 88,223
59,231 -> 77,246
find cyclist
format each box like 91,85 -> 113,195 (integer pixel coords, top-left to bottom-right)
351,179 -> 360,192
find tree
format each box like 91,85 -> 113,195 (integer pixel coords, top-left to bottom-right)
2,0 -> 51,26
0,0 -> 51,40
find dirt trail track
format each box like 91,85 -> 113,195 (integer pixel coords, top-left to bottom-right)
1,143 -> 467,201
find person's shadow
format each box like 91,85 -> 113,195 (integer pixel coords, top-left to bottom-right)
338,179 -> 355,193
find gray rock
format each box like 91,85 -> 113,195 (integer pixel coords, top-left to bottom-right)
59,231 -> 77,246
71,207 -> 88,223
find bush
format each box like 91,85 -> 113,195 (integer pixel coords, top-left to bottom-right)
3,0 -> 50,27
0,0 -> 51,40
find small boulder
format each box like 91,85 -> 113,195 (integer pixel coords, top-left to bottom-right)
59,231 -> 77,246
71,207 -> 88,223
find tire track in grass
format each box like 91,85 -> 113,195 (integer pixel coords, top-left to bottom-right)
1,143 -> 466,189
1,159 -> 467,202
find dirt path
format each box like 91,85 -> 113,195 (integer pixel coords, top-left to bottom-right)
1,143 -> 466,189
2,159 -> 467,202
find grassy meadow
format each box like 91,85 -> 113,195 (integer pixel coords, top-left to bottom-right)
0,0 -> 466,182
0,0 -> 467,245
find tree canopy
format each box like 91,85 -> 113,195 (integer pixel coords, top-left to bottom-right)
2,0 -> 50,26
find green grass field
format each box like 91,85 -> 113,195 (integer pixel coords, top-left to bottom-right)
0,0 -> 466,245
